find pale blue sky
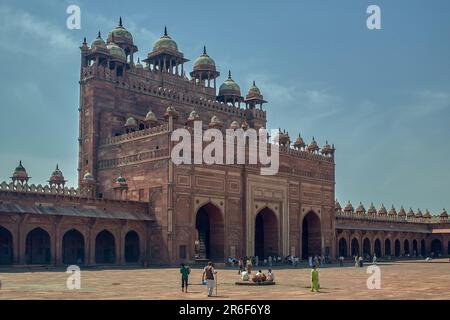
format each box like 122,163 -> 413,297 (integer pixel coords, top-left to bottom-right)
0,0 -> 449,212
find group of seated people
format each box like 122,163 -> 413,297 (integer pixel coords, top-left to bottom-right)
240,268 -> 275,283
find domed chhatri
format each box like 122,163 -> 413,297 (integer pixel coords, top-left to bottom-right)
113,175 -> 128,189
398,206 -> 406,218
293,134 -> 306,150
164,105 -> 179,119
91,31 -> 107,52
440,209 -> 448,218
49,164 -> 66,187
344,201 -> 354,213
245,81 -> 267,109
389,205 -> 397,216
356,202 -> 366,214
407,208 -> 415,218
108,17 -> 134,45
11,160 -> 31,184
335,199 -> 342,212
378,204 -> 387,216
124,116 -> 137,128
321,141 -> 334,157
186,110 -> 200,125
135,57 -> 143,69
153,26 -> 178,52
424,209 -> 432,219
193,46 -> 216,71
415,208 -> 423,218
144,110 -> 157,128
306,137 -> 319,154
217,70 -> 244,106
367,203 -> 377,216
208,115 -> 223,129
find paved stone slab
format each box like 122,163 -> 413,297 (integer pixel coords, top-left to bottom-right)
0,259 -> 449,299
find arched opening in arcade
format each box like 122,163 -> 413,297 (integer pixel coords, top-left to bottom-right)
195,203 -> 224,261
448,241 -> 450,255
351,238 -> 359,256
62,229 -> 85,265
430,239 -> 442,256
301,211 -> 321,259
95,230 -> 116,264
385,239 -> 391,256
0,226 -> 13,265
255,207 -> 278,259
363,238 -> 371,258
124,230 -> 140,263
421,239 -> 426,256
412,240 -> 418,256
394,239 -> 401,257
374,239 -> 382,257
404,239 -> 410,256
26,227 -> 51,264
338,238 -> 347,257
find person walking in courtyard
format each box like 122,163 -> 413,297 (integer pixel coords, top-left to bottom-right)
180,263 -> 190,293
311,265 -> 320,292
238,258 -> 244,275
339,256 -> 344,267
372,254 -> 377,265
268,255 -> 273,267
354,255 -> 359,268
202,261 -> 217,297
246,257 -> 253,274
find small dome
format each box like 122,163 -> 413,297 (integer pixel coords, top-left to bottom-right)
424,209 -> 431,218
219,71 -> 241,96
124,117 -> 137,127
209,116 -> 222,128
378,204 -> 387,216
165,105 -> 179,118
335,199 -> 342,211
415,209 -> 423,218
83,171 -> 95,182
440,209 -> 448,218
187,110 -> 199,122
344,201 -> 354,213
241,120 -> 249,130
248,81 -> 261,96
91,31 -> 107,50
321,141 -> 333,155
114,175 -> 128,187
294,134 -> 306,149
407,208 -> 415,218
356,202 -> 366,214
145,110 -> 156,122
12,161 -> 28,179
135,58 -> 143,69
193,46 -> 216,71
398,206 -> 406,217
388,205 -> 397,216
306,137 -> 319,153
107,42 -> 126,61
153,27 -> 178,51
367,203 -> 377,215
229,121 -> 239,129
108,17 -> 133,44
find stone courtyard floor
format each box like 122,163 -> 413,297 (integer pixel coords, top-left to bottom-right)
0,259 -> 449,300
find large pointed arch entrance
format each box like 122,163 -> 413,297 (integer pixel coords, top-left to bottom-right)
255,207 -> 278,259
62,229 -> 85,265
301,211 -> 321,259
195,203 -> 224,261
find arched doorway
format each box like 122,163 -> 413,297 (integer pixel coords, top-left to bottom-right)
394,239 -> 401,257
95,230 -> 116,264
385,239 -> 391,256
125,231 -> 140,263
26,228 -> 51,264
374,239 -> 382,257
195,203 -> 224,261
62,229 -> 85,264
0,226 -> 13,265
420,239 -> 426,256
404,239 -> 410,256
363,238 -> 371,257
301,212 -> 321,259
338,238 -> 347,257
431,239 -> 442,256
255,208 -> 278,259
351,238 -> 360,256
412,240 -> 418,256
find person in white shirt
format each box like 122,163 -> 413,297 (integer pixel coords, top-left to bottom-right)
267,269 -> 275,282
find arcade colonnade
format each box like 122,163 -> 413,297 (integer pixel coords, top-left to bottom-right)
336,230 -> 450,258
0,220 -> 147,265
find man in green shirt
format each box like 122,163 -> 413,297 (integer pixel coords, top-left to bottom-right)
180,263 -> 190,293
311,265 -> 320,292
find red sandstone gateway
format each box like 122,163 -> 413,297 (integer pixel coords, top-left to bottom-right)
0,18 -> 448,267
